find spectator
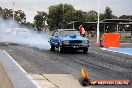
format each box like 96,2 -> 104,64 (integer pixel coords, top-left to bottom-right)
79,25 -> 85,37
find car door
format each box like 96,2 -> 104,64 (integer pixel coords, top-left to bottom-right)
51,31 -> 59,46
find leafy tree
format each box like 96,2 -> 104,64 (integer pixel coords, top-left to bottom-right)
99,7 -> 117,20
3,8 -> 9,19
87,10 -> 97,22
104,7 -> 113,19
102,7 -> 119,32
119,15 -> 127,19
73,10 -> 86,21
2,8 -> 26,24
23,22 -> 34,28
119,15 -> 132,19
99,13 -> 105,20
15,10 -> 26,23
47,3 -> 75,30
34,11 -> 47,31
0,7 -> 3,16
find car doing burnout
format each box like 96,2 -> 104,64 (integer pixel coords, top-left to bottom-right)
49,29 -> 89,53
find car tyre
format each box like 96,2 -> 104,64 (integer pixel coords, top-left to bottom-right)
50,44 -> 55,51
83,48 -> 88,53
58,45 -> 63,53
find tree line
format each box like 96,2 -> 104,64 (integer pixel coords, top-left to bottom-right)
0,7 -> 26,23
0,3 -> 132,31
35,4 -> 118,31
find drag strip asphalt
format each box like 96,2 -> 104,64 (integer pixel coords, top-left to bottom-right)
0,45 -> 131,88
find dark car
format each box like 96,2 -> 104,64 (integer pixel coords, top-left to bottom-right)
49,29 -> 89,53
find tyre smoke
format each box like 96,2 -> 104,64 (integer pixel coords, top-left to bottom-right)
0,18 -> 50,50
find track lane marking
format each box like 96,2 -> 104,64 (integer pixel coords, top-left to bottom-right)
101,48 -> 132,56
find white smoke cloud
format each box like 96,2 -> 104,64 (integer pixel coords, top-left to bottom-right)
0,18 -> 50,50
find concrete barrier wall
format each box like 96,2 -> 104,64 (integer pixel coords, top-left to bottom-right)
0,50 -> 39,88
0,62 -> 14,88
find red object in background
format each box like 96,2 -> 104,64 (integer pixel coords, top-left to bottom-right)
80,27 -> 85,34
100,39 -> 103,47
103,33 -> 120,48
79,26 -> 83,33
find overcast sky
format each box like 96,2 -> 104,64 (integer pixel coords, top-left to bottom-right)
0,0 -> 132,22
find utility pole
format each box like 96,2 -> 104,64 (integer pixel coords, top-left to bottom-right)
73,21 -> 74,29
13,2 -> 15,19
96,0 -> 100,44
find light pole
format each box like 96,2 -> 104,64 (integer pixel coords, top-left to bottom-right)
73,21 -> 74,29
96,0 -> 100,44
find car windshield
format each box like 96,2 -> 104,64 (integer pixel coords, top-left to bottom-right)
59,30 -> 80,36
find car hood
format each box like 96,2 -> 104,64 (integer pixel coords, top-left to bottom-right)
61,35 -> 88,41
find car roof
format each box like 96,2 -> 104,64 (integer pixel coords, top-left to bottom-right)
56,29 -> 76,32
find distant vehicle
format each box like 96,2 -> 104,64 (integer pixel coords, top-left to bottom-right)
0,28 -> 32,45
1,28 -> 32,37
49,29 -> 89,53
14,28 -> 32,37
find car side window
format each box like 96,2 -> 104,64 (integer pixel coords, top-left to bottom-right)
52,31 -> 56,36
52,31 -> 57,36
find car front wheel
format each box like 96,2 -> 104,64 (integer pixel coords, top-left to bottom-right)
83,48 -> 88,53
58,45 -> 64,53
50,44 -> 55,51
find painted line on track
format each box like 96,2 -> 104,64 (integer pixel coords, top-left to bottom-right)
3,50 -> 41,88
89,50 -> 101,55
101,48 -> 132,56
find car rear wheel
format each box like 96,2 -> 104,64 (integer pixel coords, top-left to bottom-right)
58,45 -> 64,53
50,44 -> 55,51
83,48 -> 88,53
